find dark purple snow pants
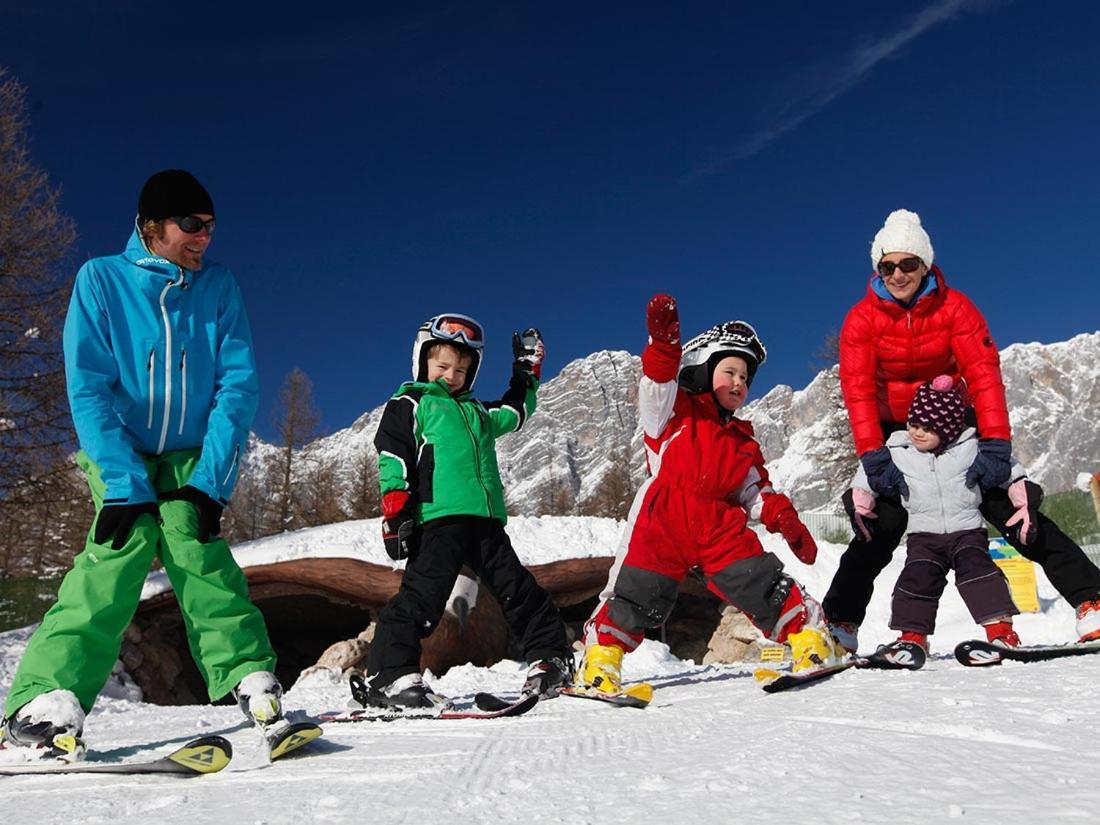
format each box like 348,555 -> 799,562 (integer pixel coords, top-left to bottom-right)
890,528 -> 1018,635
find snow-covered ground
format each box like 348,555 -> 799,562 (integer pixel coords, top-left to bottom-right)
2,526 -> 1096,825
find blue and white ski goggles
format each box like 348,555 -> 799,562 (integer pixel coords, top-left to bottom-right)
428,313 -> 485,350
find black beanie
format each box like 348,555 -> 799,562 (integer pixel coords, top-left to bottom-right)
137,170 -> 214,224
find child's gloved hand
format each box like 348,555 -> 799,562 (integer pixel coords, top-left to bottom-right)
1005,478 -> 1043,545
842,487 -> 878,542
381,490 -> 419,561
965,438 -> 1013,490
760,493 -> 818,564
512,328 -> 545,380
860,446 -> 910,498
646,294 -> 680,345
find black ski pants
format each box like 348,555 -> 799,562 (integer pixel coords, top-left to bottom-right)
367,516 -> 569,689
824,488 -> 1100,626
891,529 -> 1017,635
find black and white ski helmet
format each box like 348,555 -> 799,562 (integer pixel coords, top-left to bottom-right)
677,320 -> 767,394
411,312 -> 485,392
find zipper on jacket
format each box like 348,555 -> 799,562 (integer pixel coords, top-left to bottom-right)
454,396 -> 493,516
146,348 -> 156,429
906,311 -> 915,378
156,270 -> 185,454
222,445 -> 240,487
177,349 -> 188,436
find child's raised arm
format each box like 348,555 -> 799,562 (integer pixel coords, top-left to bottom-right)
639,294 -> 682,439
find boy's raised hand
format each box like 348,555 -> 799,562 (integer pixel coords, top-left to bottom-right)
512,328 -> 545,380
646,294 -> 680,345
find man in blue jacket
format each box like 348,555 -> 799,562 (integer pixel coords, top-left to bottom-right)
1,170 -> 282,760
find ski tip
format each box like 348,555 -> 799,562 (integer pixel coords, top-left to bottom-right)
753,667 -> 782,685
269,723 -> 323,760
953,641 -> 1003,667
166,735 -> 233,774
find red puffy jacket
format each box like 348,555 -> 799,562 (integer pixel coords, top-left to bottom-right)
839,266 -> 1011,456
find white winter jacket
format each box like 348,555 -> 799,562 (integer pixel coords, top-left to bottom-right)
851,427 -> 1026,535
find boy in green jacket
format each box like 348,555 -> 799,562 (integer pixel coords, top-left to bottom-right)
362,313 -> 572,710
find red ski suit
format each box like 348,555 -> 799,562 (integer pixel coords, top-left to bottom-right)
586,340 -> 807,651
840,267 -> 1011,456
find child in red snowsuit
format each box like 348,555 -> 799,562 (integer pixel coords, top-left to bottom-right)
579,294 -> 843,694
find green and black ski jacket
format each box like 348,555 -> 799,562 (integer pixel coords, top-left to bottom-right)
374,372 -> 537,525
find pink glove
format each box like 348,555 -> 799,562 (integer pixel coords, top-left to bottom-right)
1005,479 -> 1042,545
850,488 -> 878,542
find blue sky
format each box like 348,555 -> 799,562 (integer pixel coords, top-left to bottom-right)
6,1 -> 1100,440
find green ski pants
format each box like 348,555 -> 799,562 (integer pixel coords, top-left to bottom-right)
3,449 -> 276,717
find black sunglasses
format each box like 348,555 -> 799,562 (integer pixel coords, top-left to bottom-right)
876,256 -> 923,278
171,215 -> 216,234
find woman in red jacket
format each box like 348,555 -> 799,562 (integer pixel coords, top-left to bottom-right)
823,209 -> 1100,651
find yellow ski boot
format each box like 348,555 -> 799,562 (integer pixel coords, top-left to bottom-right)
788,627 -> 846,674
581,644 -> 624,694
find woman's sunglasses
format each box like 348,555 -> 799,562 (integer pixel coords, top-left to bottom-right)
876,256 -> 923,278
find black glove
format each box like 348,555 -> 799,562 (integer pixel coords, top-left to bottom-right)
512,328 -> 545,380
93,502 -> 160,550
860,446 -> 909,498
158,485 -> 224,543
381,493 -> 420,561
965,438 -> 1013,490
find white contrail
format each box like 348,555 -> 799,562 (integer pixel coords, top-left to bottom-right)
689,0 -> 998,178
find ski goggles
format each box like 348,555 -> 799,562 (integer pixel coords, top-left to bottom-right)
171,215 -> 216,234
429,314 -> 485,350
876,256 -> 923,278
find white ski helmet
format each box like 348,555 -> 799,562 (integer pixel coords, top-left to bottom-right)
412,312 -> 485,392
678,320 -> 767,394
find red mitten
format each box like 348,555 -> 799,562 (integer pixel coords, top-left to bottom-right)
646,294 -> 680,345
760,493 -> 818,564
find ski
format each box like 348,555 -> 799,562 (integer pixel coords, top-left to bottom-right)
265,721 -> 323,760
954,639 -> 1100,667
319,693 -> 539,723
754,661 -> 856,693
855,642 -> 927,671
0,735 -> 232,777
559,682 -> 653,708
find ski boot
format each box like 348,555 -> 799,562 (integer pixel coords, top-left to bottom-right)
1075,599 -> 1100,643
0,690 -> 86,762
351,672 -> 451,715
233,671 -> 284,728
788,627 -> 846,674
522,655 -> 574,698
827,622 -> 860,654
580,644 -> 624,695
984,620 -> 1021,648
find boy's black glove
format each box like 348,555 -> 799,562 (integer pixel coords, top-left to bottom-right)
381,490 -> 419,560
93,502 -> 160,550
965,438 -> 1013,490
158,485 -> 224,543
860,446 -> 909,498
512,328 -> 545,380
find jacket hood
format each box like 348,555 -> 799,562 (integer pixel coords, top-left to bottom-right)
865,265 -> 947,316
122,227 -> 219,282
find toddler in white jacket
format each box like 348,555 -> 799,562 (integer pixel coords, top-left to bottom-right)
849,375 -> 1036,657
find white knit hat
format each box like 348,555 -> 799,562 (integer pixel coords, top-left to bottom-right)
869,209 -> 934,268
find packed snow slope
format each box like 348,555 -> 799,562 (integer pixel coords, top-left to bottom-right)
2,529 -> 1096,825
